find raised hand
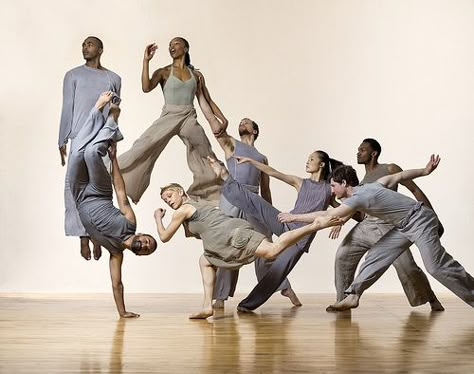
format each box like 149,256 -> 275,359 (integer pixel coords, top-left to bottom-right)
144,43 -> 158,61
423,154 -> 441,175
154,208 -> 166,220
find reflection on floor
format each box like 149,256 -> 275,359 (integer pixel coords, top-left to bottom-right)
0,293 -> 473,373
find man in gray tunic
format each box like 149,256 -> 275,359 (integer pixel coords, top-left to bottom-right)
211,118 -> 299,309
69,91 -> 157,317
58,36 -> 121,261
279,157 -> 474,311
333,138 -> 444,311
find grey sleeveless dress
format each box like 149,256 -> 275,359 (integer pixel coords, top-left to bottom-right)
183,199 -> 266,269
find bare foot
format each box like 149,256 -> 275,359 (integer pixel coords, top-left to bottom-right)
237,305 -> 253,313
213,299 -> 225,309
80,237 -> 91,261
189,308 -> 214,319
326,294 -> 360,312
281,287 -> 302,306
91,238 -> 102,261
207,156 -> 229,180
429,298 -> 445,312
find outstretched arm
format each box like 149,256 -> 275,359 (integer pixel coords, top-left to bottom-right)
110,144 -> 136,224
278,204 -> 356,225
109,252 -> 139,318
154,205 -> 195,242
236,156 -> 303,190
378,155 -> 440,189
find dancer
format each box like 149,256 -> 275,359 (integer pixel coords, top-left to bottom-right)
118,37 -> 226,203
333,138 -> 444,311
209,117 -> 299,309
279,156 -> 474,311
69,91 -> 157,317
59,36 -> 121,261
154,173 -> 341,319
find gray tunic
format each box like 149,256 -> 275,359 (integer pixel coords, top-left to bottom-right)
183,199 -> 266,269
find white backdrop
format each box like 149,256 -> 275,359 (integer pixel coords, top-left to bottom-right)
1,0 -> 473,295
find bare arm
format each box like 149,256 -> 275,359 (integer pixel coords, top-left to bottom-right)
110,145 -> 136,224
141,43 -> 162,92
196,79 -> 234,154
154,205 -> 195,242
195,71 -> 228,128
260,157 -> 272,204
388,163 -> 434,209
378,155 -> 440,189
109,252 -> 139,318
236,156 -> 303,190
278,204 -> 356,225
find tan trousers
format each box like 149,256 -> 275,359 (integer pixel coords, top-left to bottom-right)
118,104 -> 222,202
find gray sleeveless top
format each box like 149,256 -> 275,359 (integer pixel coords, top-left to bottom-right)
163,65 -> 196,105
226,140 -> 267,188
290,179 -> 332,217
183,199 -> 265,269
79,200 -> 136,254
361,163 -> 397,222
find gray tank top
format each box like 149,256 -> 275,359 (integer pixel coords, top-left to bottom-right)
290,178 -> 332,220
163,65 -> 196,105
361,163 -> 397,222
226,140 -> 267,188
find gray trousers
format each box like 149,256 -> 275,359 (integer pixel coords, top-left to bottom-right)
335,219 -> 437,306
69,109 -> 119,204
118,104 -> 222,203
223,177 -> 315,310
64,151 -> 88,236
213,194 -> 289,300
347,207 -> 474,308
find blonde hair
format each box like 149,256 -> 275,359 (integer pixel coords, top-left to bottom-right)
160,183 -> 186,196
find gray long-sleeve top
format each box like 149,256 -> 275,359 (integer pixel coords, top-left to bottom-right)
58,65 -> 121,147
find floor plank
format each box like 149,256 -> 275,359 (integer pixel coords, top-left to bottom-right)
0,294 -> 473,373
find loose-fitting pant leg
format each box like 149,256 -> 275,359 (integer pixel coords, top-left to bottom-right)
64,143 -> 88,236
178,115 -> 223,201
238,245 -> 305,310
335,220 -> 437,306
411,210 -> 474,307
213,194 -> 289,300
346,228 -> 412,296
223,177 -> 287,236
117,108 -> 184,202
334,221 -> 377,301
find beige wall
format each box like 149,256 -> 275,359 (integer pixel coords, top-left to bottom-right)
1,0 -> 473,294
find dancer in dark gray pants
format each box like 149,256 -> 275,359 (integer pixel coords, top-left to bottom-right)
205,116 -> 299,308
280,157 -> 474,312
59,36 -> 121,261
333,138 -> 443,311
69,91 -> 157,317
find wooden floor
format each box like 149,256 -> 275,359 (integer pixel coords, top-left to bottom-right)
0,294 -> 473,373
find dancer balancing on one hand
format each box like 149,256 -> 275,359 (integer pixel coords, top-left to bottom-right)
154,160 -> 342,319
